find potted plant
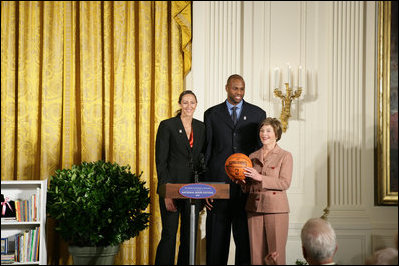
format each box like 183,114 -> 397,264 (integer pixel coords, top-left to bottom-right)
47,160 -> 150,265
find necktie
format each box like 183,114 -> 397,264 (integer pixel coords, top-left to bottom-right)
232,106 -> 237,125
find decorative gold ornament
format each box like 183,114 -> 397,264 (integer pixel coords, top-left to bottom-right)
273,64 -> 303,132
274,84 -> 302,132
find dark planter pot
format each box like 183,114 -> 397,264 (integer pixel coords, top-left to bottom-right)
68,245 -> 120,265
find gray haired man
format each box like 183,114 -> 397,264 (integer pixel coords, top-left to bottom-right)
301,218 -> 338,265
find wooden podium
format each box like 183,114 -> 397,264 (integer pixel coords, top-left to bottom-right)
158,182 -> 229,265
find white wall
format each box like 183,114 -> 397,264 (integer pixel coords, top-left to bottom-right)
186,1 -> 398,265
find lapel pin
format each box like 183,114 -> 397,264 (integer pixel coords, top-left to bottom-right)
244,116 -> 247,120
179,129 -> 182,133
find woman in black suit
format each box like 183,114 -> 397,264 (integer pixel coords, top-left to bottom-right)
155,90 -> 206,265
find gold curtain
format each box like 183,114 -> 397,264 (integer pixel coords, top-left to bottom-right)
1,1 -> 191,264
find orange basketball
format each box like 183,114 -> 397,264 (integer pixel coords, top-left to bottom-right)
225,153 -> 253,181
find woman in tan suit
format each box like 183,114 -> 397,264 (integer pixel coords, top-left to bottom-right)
240,117 -> 293,265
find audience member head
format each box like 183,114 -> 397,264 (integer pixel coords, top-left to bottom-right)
301,218 -> 337,265
365,247 -> 398,265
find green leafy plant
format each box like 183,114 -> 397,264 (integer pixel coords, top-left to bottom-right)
47,160 -> 150,247
295,259 -> 308,265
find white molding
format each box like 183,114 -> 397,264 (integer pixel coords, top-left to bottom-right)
328,1 -> 365,208
335,233 -> 368,264
371,234 -> 398,251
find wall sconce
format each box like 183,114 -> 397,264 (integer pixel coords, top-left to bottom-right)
273,64 -> 303,132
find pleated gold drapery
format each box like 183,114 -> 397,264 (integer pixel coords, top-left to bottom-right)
1,1 -> 191,264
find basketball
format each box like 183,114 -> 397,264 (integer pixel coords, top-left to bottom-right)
225,153 -> 253,181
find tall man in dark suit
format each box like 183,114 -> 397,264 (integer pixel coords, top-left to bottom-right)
204,74 -> 267,265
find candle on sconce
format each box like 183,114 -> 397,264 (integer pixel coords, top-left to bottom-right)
285,64 -> 289,85
287,64 -> 292,87
298,65 -> 303,88
274,67 -> 280,89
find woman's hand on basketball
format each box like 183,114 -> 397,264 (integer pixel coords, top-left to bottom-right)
244,167 -> 261,182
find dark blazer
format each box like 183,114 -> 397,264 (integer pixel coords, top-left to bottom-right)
156,116 -> 206,194
204,100 -> 266,183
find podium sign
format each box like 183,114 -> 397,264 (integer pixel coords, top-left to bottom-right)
179,183 -> 216,199
158,183 -> 229,199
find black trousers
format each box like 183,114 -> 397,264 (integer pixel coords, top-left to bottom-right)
155,197 -> 201,265
205,183 -> 250,265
